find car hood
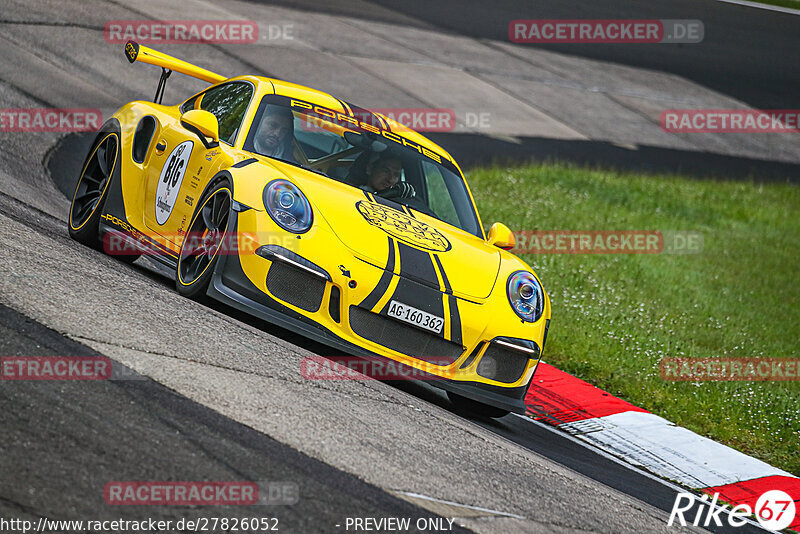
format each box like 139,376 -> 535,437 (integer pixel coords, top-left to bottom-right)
272,163 -> 501,300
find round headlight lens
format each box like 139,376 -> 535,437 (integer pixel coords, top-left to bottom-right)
263,180 -> 313,233
279,191 -> 294,209
507,271 -> 544,322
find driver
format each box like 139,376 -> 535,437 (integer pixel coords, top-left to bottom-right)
253,106 -> 295,161
361,153 -> 415,200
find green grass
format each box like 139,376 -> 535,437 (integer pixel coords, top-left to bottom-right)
467,163 -> 800,476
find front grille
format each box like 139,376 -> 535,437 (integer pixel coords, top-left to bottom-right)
349,306 -> 462,365
266,260 -> 326,312
476,343 -> 531,383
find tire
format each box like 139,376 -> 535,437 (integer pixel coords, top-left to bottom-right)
447,391 -> 510,419
68,129 -> 118,247
67,125 -> 140,264
175,180 -> 232,300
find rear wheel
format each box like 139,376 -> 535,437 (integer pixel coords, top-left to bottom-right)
447,391 -> 511,419
68,127 -> 140,263
176,181 -> 232,300
68,130 -> 118,247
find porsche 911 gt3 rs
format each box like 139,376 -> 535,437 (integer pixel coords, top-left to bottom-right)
68,41 -> 551,417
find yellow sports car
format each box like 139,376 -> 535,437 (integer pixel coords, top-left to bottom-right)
68,41 -> 551,418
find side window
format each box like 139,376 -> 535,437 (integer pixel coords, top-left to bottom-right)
422,161 -> 459,227
183,83 -> 253,144
180,94 -> 201,114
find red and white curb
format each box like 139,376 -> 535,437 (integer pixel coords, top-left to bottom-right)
525,362 -> 800,531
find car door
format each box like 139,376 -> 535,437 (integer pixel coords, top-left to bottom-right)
145,81 -> 254,245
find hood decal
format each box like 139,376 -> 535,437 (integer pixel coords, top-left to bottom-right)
303,180 -> 499,299
356,200 -> 451,252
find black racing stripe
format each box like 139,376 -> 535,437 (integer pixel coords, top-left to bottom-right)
397,241 -> 439,290
232,158 -> 257,168
370,194 -> 395,208
433,254 -> 462,346
445,294 -> 462,345
359,236 -> 396,310
365,192 -> 405,212
432,254 -> 452,295
401,205 -> 416,218
381,242 -> 449,340
379,278 -> 445,330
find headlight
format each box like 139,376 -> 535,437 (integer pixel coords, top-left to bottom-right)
507,271 -> 544,322
263,180 -> 313,233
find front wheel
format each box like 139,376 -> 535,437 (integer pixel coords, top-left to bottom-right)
447,391 -> 511,419
175,181 -> 232,300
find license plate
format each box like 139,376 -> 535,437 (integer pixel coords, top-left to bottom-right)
387,300 -> 444,334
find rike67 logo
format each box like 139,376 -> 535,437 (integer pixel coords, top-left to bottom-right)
668,490 -> 796,530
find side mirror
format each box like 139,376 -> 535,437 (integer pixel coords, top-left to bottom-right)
180,109 -> 219,149
487,222 -> 515,250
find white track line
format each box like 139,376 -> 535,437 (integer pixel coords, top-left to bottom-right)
511,414 -> 774,532
393,490 -> 526,519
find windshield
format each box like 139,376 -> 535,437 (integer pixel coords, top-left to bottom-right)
242,95 -> 482,238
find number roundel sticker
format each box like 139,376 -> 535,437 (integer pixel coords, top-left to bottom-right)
156,140 -> 193,225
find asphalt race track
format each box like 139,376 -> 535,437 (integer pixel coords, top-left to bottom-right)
0,302 -> 470,533
288,0 -> 800,109
0,1 -> 796,533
